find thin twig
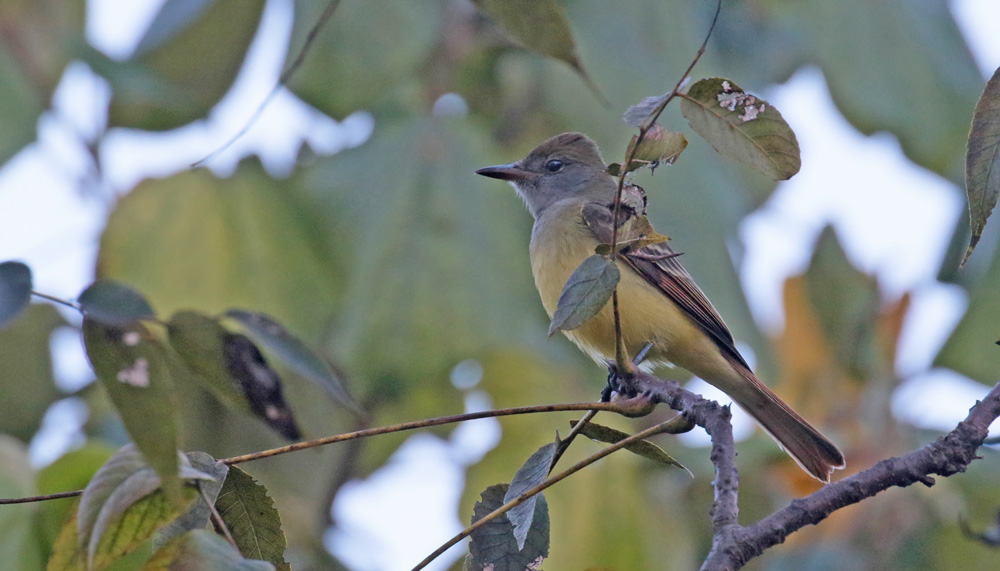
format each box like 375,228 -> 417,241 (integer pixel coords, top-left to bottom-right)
411,415 -> 694,571
192,0 -> 343,168
31,291 -> 81,311
202,483 -> 238,549
0,401 -> 641,505
606,0 -> 723,374
0,490 -> 82,505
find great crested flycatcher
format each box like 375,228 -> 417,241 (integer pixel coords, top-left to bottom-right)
476,132 -> 845,482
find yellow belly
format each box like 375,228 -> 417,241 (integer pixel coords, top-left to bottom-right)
529,199 -> 734,383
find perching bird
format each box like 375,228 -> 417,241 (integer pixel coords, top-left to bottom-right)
476,132 -> 845,482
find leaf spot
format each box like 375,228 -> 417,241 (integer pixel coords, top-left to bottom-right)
123,331 -> 141,346
117,357 -> 149,387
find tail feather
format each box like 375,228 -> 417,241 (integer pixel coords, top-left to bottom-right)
725,358 -> 845,482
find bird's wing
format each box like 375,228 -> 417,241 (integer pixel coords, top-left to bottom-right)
580,201 -> 750,370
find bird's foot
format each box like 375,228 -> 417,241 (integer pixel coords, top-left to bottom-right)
602,362 -> 639,402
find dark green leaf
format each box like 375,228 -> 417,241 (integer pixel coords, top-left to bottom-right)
82,320 -> 180,492
167,311 -> 247,410
214,466 -> 290,571
471,484 -> 548,571
78,281 -> 156,326
569,420 -> 688,472
221,332 -> 302,441
504,442 -> 556,550
225,309 -> 358,414
963,66 -> 1000,266
146,529 -> 276,570
0,261 -> 31,331
471,0 -> 589,84
680,77 -> 801,180
547,255 -> 620,336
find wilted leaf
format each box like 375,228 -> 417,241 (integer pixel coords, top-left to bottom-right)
222,332 -> 301,441
167,311 -> 247,411
145,529 -> 275,570
547,255 -> 620,336
680,77 -> 801,180
627,124 -> 688,169
213,466 -> 290,571
82,320 -> 180,491
471,484 -> 549,571
472,0 -> 589,83
623,93 -> 669,128
569,420 -> 688,472
79,281 -> 156,327
504,442 -> 556,550
225,309 -> 357,414
963,66 -> 1000,266
0,261 -> 32,331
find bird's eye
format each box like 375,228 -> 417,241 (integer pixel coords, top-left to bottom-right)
545,159 -> 564,172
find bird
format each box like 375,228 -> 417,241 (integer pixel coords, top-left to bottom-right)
476,132 -> 845,482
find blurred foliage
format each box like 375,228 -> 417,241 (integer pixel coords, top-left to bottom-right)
1,0 -> 999,569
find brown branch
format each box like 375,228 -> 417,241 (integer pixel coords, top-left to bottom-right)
626,371 -> 1000,571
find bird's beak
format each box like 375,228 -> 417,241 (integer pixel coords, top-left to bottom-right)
475,163 -> 532,182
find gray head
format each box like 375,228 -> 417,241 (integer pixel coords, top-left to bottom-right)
476,132 -> 615,218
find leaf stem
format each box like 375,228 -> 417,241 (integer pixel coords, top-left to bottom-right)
202,483 -> 238,549
30,291 -> 81,312
410,415 -> 693,571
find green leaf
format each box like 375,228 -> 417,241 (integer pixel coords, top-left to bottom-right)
224,309 -> 357,414
146,529 -> 276,571
48,503 -> 85,571
79,281 -> 157,327
0,0 -> 85,164
547,255 -> 620,336
0,303 -> 65,440
77,445 -> 203,569
285,0 -> 439,119
804,226 -> 882,379
471,484 -> 549,571
214,466 -> 290,571
504,442 -> 556,550
680,77 -> 801,180
963,66 -> 1000,266
96,0 -> 265,130
568,420 -> 688,472
96,161 -> 343,344
157,452 -> 230,546
0,435 -> 43,570
82,320 -> 180,492
471,0 -> 590,82
0,261 -> 32,330
167,311 -> 247,411
37,444 -> 116,554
